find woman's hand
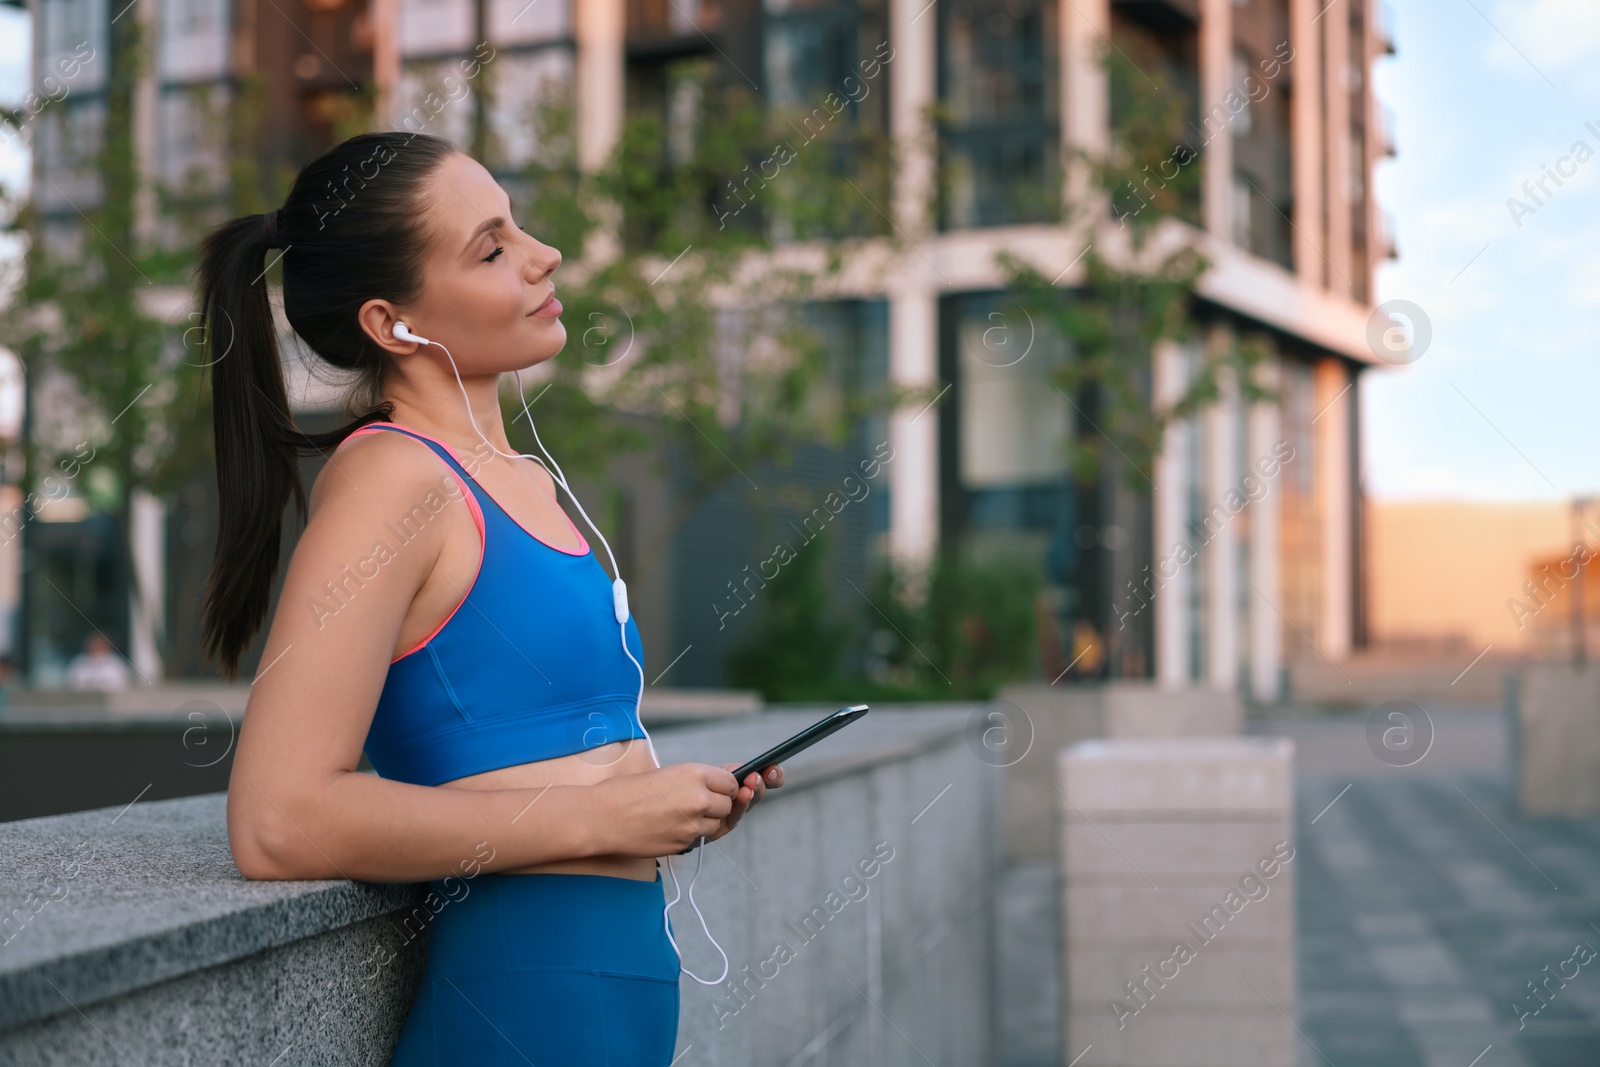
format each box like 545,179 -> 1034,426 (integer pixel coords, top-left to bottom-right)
590,762 -> 785,858
592,763 -> 737,857
703,763 -> 783,844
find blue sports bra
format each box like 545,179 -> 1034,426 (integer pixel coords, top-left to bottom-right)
338,421 -> 648,786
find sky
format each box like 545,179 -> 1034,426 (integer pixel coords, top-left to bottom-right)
0,8 -> 29,306
1365,0 -> 1600,501
0,2 -> 1594,503
0,11 -> 26,191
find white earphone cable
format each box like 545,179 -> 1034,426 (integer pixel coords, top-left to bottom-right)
399,324 -> 730,986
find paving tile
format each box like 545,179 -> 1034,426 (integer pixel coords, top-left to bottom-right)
1275,708 -> 1600,1066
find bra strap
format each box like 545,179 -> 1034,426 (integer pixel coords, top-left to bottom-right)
337,422 -> 490,529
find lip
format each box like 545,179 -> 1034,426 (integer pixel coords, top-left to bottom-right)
529,290 -> 561,318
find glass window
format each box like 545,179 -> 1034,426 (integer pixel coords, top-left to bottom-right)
763,0 -> 889,127
628,0 -> 722,37
398,0 -> 475,58
395,59 -> 477,146
1229,50 -> 1253,136
38,218 -> 87,266
958,300 -> 1069,488
33,98 -> 104,212
1231,171 -> 1252,248
39,0 -> 108,94
1229,0 -> 1294,268
938,0 -> 1059,228
485,48 -> 575,169
157,85 -> 230,192
159,0 -> 229,83
1108,8 -> 1200,227
1183,341 -> 1208,682
760,0 -> 892,239
486,0 -> 569,47
1278,357 -> 1320,650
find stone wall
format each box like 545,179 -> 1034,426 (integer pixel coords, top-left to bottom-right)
0,705 -> 998,1067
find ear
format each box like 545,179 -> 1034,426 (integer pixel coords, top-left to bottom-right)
358,298 -> 419,355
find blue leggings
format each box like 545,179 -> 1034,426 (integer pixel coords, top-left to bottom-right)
387,866 -> 681,1066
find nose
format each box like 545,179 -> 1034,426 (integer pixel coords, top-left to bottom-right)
524,235 -> 561,281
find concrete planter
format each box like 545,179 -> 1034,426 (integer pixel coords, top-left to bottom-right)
1058,737 -> 1297,1067
1514,661 -> 1600,817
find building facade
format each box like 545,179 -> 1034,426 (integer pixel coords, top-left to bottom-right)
22,0 -> 1394,695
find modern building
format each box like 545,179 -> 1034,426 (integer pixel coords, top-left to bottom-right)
1366,498 -> 1597,660
19,0 -> 1395,696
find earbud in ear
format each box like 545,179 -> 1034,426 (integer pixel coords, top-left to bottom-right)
393,321 -> 429,345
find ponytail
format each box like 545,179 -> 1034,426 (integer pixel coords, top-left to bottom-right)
194,212 -> 302,680
194,131 -> 454,679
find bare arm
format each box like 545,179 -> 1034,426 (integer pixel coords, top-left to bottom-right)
224,433 -> 734,882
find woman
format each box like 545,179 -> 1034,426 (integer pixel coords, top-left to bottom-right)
196,130 -> 782,1066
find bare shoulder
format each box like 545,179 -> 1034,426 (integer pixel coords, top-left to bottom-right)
307,428 -> 466,519
279,430 -> 472,623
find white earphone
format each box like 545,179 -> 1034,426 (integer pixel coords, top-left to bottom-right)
391,320 -> 730,987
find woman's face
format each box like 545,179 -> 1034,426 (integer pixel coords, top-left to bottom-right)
383,151 -> 565,372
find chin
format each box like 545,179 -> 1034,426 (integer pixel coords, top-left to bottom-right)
539,326 -> 567,356
526,335 -> 567,367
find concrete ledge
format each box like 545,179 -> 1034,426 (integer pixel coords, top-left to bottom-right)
1060,738 -> 1293,817
0,704 -> 999,1067
1100,683 -> 1242,740
0,685 -> 761,725
2,683 -> 253,715
1289,652 -> 1516,705
0,794 -> 423,1033
1,909 -> 427,1066
0,690 -> 767,824
1514,661 -> 1600,816
638,687 -> 763,725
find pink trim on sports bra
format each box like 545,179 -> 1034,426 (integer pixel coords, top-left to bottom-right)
353,420 -> 589,556
337,424 -> 488,664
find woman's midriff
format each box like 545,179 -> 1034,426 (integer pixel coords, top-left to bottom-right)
435,737 -> 660,881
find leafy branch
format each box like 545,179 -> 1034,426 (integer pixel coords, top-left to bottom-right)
993,30 -> 1277,490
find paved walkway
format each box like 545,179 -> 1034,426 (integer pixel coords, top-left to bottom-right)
995,705 -> 1600,1067
1281,707 -> 1600,1067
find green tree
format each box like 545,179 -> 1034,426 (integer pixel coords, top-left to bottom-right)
724,529 -> 852,700
725,539 -> 1041,703
992,34 -> 1276,491
861,551 -> 1041,699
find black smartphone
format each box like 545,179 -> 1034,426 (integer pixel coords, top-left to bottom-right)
673,704 -> 869,855
732,703 -> 869,783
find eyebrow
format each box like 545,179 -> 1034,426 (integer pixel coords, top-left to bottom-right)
463,216 -> 505,255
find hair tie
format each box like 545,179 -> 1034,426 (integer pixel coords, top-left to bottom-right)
262,208 -> 281,248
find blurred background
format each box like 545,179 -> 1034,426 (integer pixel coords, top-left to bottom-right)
3,0 -> 1600,1064
0,0 -> 1383,698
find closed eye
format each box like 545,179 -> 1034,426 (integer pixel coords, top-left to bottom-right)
483,245 -> 505,263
